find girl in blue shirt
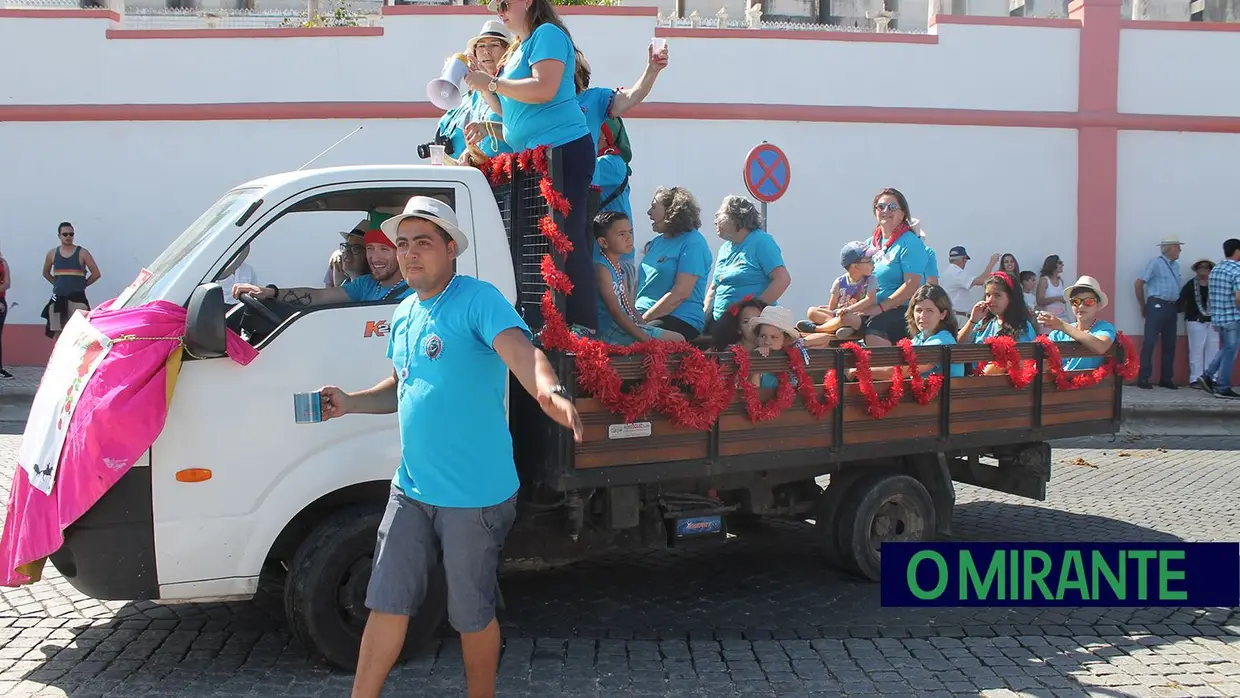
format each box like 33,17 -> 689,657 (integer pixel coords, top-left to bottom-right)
958,271 -> 1037,345
1038,276 -> 1117,371
863,188 -> 930,347
636,187 -> 713,341
857,284 -> 964,381
705,195 -> 792,326
464,0 -> 596,332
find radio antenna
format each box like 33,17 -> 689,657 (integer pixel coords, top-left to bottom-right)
298,126 -> 364,171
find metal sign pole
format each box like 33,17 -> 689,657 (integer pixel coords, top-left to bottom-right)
761,201 -> 768,228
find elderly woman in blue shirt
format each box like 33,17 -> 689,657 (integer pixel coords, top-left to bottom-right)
464,0 -> 597,332
704,195 -> 791,326
635,186 -> 713,341
864,188 -> 931,347
437,21 -> 514,166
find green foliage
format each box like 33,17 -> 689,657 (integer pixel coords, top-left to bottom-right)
281,0 -> 364,28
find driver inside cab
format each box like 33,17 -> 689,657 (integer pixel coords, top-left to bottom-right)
232,228 -> 412,306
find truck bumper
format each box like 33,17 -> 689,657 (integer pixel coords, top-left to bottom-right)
48,466 -> 159,601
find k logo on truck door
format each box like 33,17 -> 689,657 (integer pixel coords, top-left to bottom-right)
364,320 -> 390,338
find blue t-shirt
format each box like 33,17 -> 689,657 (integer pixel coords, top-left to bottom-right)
972,317 -> 1037,344
636,229 -> 713,332
386,276 -> 529,508
912,329 -> 965,377
1047,320 -> 1116,371
593,153 -> 633,264
594,251 -> 638,341
498,24 -> 589,151
436,91 -> 512,161
342,275 -> 411,302
925,247 -> 940,280
578,86 -> 615,151
871,231 -> 929,306
710,230 -> 785,321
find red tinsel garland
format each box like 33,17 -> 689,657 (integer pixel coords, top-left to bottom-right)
898,338 -> 944,405
980,332 -> 1141,390
481,147 -> 1138,427
980,336 -> 1039,389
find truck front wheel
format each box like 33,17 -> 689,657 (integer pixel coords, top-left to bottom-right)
834,474 -> 936,582
284,506 -> 448,671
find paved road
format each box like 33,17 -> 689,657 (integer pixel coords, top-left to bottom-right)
0,433 -> 1238,697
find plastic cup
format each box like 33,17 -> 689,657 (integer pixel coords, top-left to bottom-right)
651,37 -> 667,54
429,145 -> 446,166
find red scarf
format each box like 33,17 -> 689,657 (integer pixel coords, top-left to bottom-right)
871,222 -> 911,252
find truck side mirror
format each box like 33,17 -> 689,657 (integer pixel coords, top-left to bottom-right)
185,283 -> 228,359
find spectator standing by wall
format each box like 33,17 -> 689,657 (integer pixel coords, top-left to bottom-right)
1134,236 -> 1184,389
41,221 -> 101,336
466,0 -> 597,334
1180,258 -> 1219,390
0,243 -> 10,378
1200,239 -> 1240,400
939,246 -> 999,321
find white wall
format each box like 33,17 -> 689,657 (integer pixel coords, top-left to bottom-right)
1116,130 -> 1240,334
1119,27 -> 1240,117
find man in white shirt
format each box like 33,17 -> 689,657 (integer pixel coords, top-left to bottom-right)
216,246 -> 259,305
939,246 -> 999,318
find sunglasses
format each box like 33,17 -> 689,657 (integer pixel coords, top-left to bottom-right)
1070,296 -> 1099,308
60,232 -> 75,237
875,202 -> 901,213
492,0 -> 509,12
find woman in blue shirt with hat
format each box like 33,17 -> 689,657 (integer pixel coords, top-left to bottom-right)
436,21 -> 515,166
465,0 -> 597,332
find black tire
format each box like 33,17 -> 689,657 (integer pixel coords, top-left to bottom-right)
834,474 -> 936,582
814,472 -> 863,571
284,505 -> 448,671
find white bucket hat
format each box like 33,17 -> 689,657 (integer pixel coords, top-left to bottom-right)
1063,275 -> 1109,311
380,196 -> 470,254
466,20 -> 512,54
746,305 -> 799,339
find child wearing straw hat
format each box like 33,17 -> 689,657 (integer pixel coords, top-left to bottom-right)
746,305 -> 804,389
1037,275 -> 1117,371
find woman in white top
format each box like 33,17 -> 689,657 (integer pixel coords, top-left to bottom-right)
1035,254 -> 1069,320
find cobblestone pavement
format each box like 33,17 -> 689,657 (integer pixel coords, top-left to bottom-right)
0,433 -> 1238,697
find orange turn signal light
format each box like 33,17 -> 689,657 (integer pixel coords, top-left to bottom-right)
175,468 -> 213,483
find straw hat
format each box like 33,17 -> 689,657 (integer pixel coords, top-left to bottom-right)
1157,235 -> 1184,247
1192,258 -> 1216,272
1063,275 -> 1109,310
466,20 -> 512,55
746,306 -> 799,339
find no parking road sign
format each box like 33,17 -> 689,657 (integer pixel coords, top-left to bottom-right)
743,142 -> 791,204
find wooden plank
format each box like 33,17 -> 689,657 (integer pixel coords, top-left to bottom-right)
575,441 -> 708,469
1042,404 -> 1114,426
949,414 -> 1036,435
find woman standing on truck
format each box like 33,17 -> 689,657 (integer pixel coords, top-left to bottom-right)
1038,275 -> 1117,370
704,195 -> 791,329
450,21 -> 516,165
635,187 -> 713,341
863,188 -> 930,347
465,0 -> 597,333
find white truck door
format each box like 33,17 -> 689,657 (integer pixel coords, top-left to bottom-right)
151,180 -> 478,601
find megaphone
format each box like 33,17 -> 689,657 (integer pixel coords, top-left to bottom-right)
427,53 -> 470,111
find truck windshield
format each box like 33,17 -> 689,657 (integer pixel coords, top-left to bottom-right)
119,188 -> 261,309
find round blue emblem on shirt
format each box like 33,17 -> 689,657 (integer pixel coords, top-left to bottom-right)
424,333 -> 443,360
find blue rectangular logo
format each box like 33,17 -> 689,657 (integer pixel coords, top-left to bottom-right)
675,516 -> 723,538
880,542 -> 1240,607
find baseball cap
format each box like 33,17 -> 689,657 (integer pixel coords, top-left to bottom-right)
840,241 -> 870,269
948,246 -> 970,260
362,228 -> 394,249
379,196 -> 470,254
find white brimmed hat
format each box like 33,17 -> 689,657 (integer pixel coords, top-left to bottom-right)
1063,275 -> 1109,311
1158,235 -> 1184,247
466,20 -> 512,54
380,196 -> 470,254
746,305 -> 799,339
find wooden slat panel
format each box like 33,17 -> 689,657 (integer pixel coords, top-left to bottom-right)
573,398 -> 709,469
717,385 -> 834,456
950,414 -> 1036,435
1042,382 -> 1113,405
841,382 -> 940,445
1042,404 -> 1114,426
575,441 -> 708,469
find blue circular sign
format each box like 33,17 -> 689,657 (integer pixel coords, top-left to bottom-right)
744,143 -> 791,203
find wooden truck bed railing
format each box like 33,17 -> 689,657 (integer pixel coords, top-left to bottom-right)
529,341 -> 1123,491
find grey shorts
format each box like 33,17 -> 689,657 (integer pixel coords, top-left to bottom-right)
366,488 -> 518,634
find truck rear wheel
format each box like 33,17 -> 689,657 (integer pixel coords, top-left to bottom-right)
284,506 -> 447,671
834,474 -> 936,582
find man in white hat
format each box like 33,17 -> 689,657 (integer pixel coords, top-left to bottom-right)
1133,235 -> 1183,389
315,196 -> 582,698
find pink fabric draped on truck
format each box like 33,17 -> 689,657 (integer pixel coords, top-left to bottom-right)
0,299 -> 257,586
